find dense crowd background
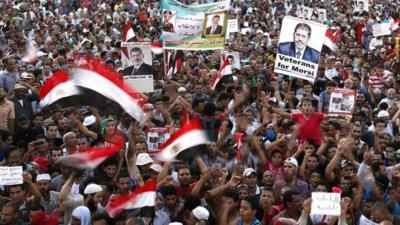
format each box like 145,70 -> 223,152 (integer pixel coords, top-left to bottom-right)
0,0 -> 400,225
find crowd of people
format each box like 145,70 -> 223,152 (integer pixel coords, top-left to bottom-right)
0,0 -> 400,225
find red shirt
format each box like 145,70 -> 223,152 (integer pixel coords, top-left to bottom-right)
264,206 -> 280,225
291,112 -> 324,146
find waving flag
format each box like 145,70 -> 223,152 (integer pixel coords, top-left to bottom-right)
39,70 -> 80,107
156,118 -> 208,162
324,28 -> 341,52
106,178 -> 156,217
167,50 -> 183,78
22,40 -> 38,64
57,138 -> 125,169
391,18 -> 400,32
151,42 -> 163,55
210,58 -> 232,90
72,58 -> 146,121
121,23 -> 136,67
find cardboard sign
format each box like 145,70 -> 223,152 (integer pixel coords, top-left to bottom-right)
0,166 -> 23,186
328,88 -> 355,118
124,75 -> 154,93
372,23 -> 391,37
147,127 -> 171,153
311,192 -> 341,216
227,19 -> 239,33
359,215 -> 377,225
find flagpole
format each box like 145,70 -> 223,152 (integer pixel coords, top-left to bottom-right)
163,49 -> 168,78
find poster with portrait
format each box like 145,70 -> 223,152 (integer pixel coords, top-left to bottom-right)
225,19 -> 239,39
160,0 -> 230,50
274,16 -> 326,82
121,42 -> 153,76
223,51 -> 240,69
316,8 -> 327,22
353,0 -> 369,18
327,88 -> 355,119
147,127 -> 171,154
301,6 -> 313,20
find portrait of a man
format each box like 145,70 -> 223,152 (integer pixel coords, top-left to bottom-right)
123,47 -> 154,75
278,23 -> 320,64
163,10 -> 175,33
354,1 -> 368,16
205,15 -> 223,35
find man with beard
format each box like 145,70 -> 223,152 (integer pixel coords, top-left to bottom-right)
0,87 -> 15,135
123,47 -> 154,76
36,173 -> 59,214
83,183 -> 104,214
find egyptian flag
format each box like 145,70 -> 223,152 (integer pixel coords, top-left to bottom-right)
181,109 -> 190,126
235,132 -> 244,162
151,42 -> 163,55
156,118 -> 208,162
391,18 -> 400,32
121,23 -> 136,67
72,57 -> 146,121
210,58 -> 232,90
22,39 -> 38,64
167,50 -> 183,78
57,138 -> 125,169
324,28 -> 340,52
39,70 -> 80,107
106,178 -> 156,217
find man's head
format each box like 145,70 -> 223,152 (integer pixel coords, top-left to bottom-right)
92,212 -> 114,225
63,132 -> 77,147
370,201 -> 393,223
8,185 -> 25,204
178,166 -> 192,187
162,186 -> 178,209
46,123 -> 58,139
36,174 -> 51,196
163,10 -> 172,20
211,15 -> 220,27
116,171 -> 131,194
293,23 -> 312,51
283,157 -> 298,179
282,189 -> 302,211
129,47 -> 144,66
1,202 -> 18,225
84,183 -> 103,212
50,148 -> 62,163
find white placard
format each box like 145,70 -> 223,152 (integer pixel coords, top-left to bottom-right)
223,51 -> 241,69
359,215 -> 377,225
372,23 -> 391,37
227,19 -> 239,33
311,192 -> 341,216
124,75 -> 154,93
0,166 -> 23,186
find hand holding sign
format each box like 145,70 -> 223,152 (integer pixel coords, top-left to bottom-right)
0,166 -> 23,186
311,192 -> 341,216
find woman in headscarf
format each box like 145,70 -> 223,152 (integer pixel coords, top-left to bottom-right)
69,206 -> 91,225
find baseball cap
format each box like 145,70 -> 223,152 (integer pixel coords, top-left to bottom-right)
192,206 -> 209,220
21,72 -> 34,79
136,153 -> 153,166
14,83 -> 27,90
150,164 -> 163,173
84,183 -> 103,194
36,173 -> 51,182
243,168 -> 256,177
177,87 -> 187,93
82,115 -> 96,126
377,110 -> 390,118
284,157 -> 298,167
340,159 -> 353,168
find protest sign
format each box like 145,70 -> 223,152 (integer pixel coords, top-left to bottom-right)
121,42 -> 153,75
311,192 -> 341,216
353,0 -> 369,18
359,215 -> 377,225
301,6 -> 313,20
147,127 -> 171,154
124,75 -> 154,93
227,19 -> 239,33
372,23 -> 391,37
161,0 -> 230,50
0,166 -> 23,186
274,16 -> 326,82
328,88 -> 355,118
223,51 -> 240,69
